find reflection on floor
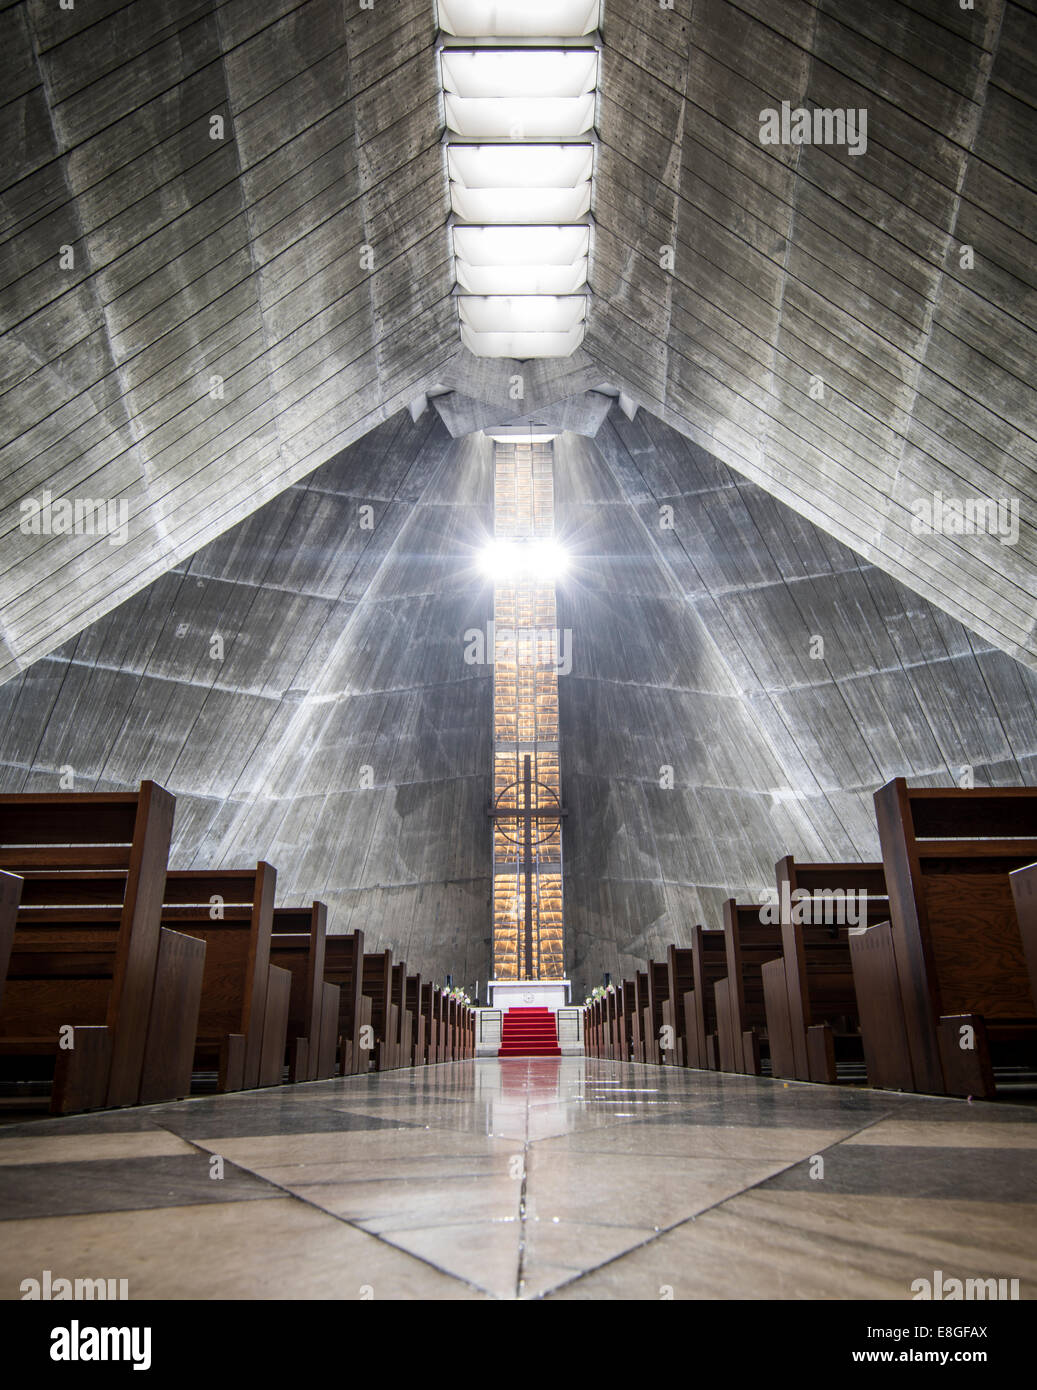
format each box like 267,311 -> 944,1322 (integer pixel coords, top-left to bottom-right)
2,1058 -> 1035,1300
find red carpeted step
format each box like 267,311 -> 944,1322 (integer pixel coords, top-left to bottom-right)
498,1007 -> 562,1057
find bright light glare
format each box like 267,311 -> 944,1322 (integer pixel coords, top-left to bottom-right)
479,537 -> 570,582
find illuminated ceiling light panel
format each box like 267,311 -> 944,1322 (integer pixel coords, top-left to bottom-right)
455,261 -> 588,296
438,0 -> 600,38
453,225 -> 590,266
460,326 -> 586,359
442,50 -> 597,99
459,296 -> 586,334
447,145 -> 594,190
487,431 -> 559,443
451,185 -> 590,224
444,94 -> 595,139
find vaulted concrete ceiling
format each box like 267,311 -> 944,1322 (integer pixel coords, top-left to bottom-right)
2,0 -> 1035,691
588,0 -> 1036,666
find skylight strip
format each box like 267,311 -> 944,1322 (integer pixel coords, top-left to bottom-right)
436,1 -> 601,358
439,0 -> 600,38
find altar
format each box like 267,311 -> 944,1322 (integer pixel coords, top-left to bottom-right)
488,979 -> 571,1013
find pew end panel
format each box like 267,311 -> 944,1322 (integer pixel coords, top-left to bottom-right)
51,1026 -> 113,1115
1010,863 -> 1037,1009
806,1024 -> 837,1085
849,922 -> 914,1091
937,1014 -> 996,1099
138,927 -> 206,1105
259,965 -> 293,1088
0,872 -> 22,1011
317,983 -> 340,1079
761,956 -> 796,1080
218,1034 -> 247,1093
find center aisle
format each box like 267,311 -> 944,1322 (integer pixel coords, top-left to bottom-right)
1,1058 -> 1035,1299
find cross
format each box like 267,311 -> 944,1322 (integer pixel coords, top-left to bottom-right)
488,753 -> 566,979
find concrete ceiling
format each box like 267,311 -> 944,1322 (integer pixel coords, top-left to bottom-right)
588,0 -> 1036,666
2,0 -> 1034,684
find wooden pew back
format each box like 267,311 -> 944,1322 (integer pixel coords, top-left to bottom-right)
271,902 -> 328,1082
362,949 -> 394,1069
875,780 -> 1037,1095
0,784 -> 174,1108
324,931 -> 366,1074
775,857 -> 889,1081
162,866 -> 277,1090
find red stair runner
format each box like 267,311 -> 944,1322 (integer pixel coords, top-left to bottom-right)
498,1006 -> 561,1057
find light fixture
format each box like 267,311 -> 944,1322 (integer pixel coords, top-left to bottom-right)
441,51 -> 598,100
448,145 -> 593,189
437,3 -> 601,358
438,0 -> 600,38
479,537 -> 570,583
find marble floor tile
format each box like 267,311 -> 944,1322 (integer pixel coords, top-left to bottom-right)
520,1218 -> 658,1298
843,1119 -> 1037,1148
377,1220 -> 521,1299
194,1129 -> 517,1177
0,1155 -> 281,1221
764,1143 -> 1037,1203
532,1121 -> 858,1161
0,1130 -> 197,1166
524,1149 -> 792,1228
0,1199 -> 483,1300
545,1191 -> 1037,1301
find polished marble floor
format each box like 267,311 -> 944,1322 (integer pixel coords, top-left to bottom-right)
1,1059 -> 1035,1300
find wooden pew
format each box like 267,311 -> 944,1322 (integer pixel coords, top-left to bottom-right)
618,979 -> 636,1062
444,994 -> 456,1061
362,950 -> 396,1070
631,970 -> 649,1062
0,783 -> 175,1111
161,865 -> 284,1091
324,931 -> 366,1074
269,903 -> 339,1082
9,871 -> 207,1108
588,995 -> 600,1058
769,858 -> 890,1083
714,900 -> 783,1075
589,996 -> 603,1057
420,982 -> 436,1063
646,960 -> 670,1064
391,962 -> 412,1070
875,779 -> 1037,1097
684,926 -> 727,1070
406,974 -> 426,1066
666,945 -> 695,1067
1009,863 -> 1037,1009
0,872 -> 22,1010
